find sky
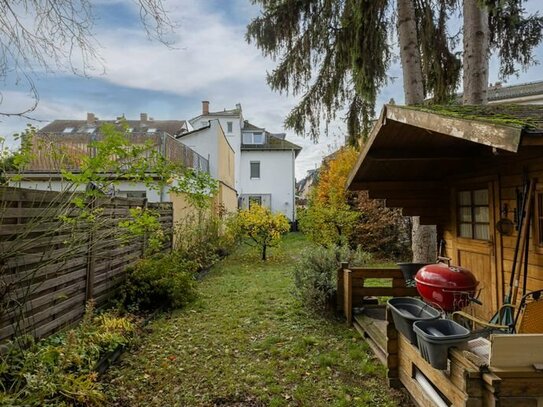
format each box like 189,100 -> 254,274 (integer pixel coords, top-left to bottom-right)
0,0 -> 542,180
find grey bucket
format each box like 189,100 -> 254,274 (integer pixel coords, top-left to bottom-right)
413,319 -> 471,370
387,297 -> 441,345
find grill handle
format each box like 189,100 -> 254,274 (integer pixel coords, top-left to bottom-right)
436,256 -> 452,266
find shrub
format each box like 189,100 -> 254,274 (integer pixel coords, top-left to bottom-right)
228,205 -> 290,260
293,245 -> 371,312
351,191 -> 411,260
119,253 -> 198,311
0,303 -> 135,406
173,212 -> 236,270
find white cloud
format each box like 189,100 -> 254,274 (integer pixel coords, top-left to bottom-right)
2,0 -> 542,179
0,91 -> 90,147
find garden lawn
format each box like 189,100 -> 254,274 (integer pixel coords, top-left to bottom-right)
104,233 -> 409,406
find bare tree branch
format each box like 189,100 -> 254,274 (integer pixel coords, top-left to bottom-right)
0,0 -> 176,119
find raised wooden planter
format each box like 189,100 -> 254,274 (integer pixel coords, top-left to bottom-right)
338,264 -> 543,407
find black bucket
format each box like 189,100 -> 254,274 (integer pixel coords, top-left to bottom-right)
397,263 -> 429,285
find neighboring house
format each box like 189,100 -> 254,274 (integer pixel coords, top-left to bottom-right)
295,169 -> 318,207
189,101 -> 301,221
175,119 -> 237,214
488,80 -> 543,104
455,80 -> 543,105
12,113 -> 233,224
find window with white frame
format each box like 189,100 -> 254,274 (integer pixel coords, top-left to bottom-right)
227,121 -> 233,133
250,161 -> 260,179
243,132 -> 265,144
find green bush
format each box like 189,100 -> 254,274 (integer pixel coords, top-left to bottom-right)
0,304 -> 135,406
174,213 -> 237,269
119,253 -> 199,311
293,245 -> 371,312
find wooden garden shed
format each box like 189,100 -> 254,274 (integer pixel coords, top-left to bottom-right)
343,104 -> 543,406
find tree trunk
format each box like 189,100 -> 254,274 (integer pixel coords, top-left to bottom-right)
262,244 -> 267,261
411,216 -> 437,263
397,0 -> 424,105
397,0 -> 437,263
463,0 -> 489,105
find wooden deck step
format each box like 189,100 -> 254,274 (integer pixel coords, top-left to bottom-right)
353,305 -> 388,365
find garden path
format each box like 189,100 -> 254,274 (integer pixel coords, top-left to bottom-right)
104,233 -> 409,406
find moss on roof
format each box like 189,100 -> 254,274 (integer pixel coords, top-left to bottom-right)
402,104 -> 543,131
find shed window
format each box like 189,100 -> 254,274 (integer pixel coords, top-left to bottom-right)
250,161 -> 260,179
457,189 -> 490,240
535,188 -> 543,248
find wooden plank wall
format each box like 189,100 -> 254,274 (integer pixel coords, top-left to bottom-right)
0,187 -> 172,343
441,152 -> 543,319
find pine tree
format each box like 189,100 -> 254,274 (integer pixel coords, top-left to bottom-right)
247,0 -> 543,141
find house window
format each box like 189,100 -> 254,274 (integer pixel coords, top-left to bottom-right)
243,132 -> 265,145
147,128 -> 157,133
458,189 -> 490,240
63,127 -> 74,133
249,196 -> 262,208
250,161 -> 260,179
118,191 -> 147,198
535,187 -> 543,248
227,121 -> 233,133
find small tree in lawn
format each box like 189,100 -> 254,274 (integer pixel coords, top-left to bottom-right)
232,205 -> 290,261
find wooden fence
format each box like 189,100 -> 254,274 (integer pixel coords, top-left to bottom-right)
0,187 -> 173,343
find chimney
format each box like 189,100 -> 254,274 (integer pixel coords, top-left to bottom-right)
140,113 -> 148,122
202,100 -> 210,115
87,112 -> 96,125
235,103 -> 241,111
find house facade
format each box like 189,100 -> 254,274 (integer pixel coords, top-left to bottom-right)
174,119 -> 237,214
11,113 -> 235,224
189,101 -> 301,221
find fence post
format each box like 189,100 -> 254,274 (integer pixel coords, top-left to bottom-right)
337,262 -> 348,312
85,197 -> 96,301
141,198 -> 149,256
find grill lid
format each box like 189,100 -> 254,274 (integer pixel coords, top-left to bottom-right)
415,263 -> 478,290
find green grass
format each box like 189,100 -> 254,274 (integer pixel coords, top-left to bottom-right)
104,233 -> 409,406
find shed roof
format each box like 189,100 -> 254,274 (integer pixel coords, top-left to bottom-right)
347,104 -> 543,225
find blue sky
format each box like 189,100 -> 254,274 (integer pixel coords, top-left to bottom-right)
1,0 -> 542,179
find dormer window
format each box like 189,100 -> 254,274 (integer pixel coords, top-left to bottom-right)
63,127 -> 74,133
85,127 -> 95,134
243,132 -> 265,145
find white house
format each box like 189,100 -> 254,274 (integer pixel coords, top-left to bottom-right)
189,101 -> 301,221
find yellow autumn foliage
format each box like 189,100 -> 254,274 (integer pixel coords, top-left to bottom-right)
299,146 -> 359,247
231,204 -> 290,260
